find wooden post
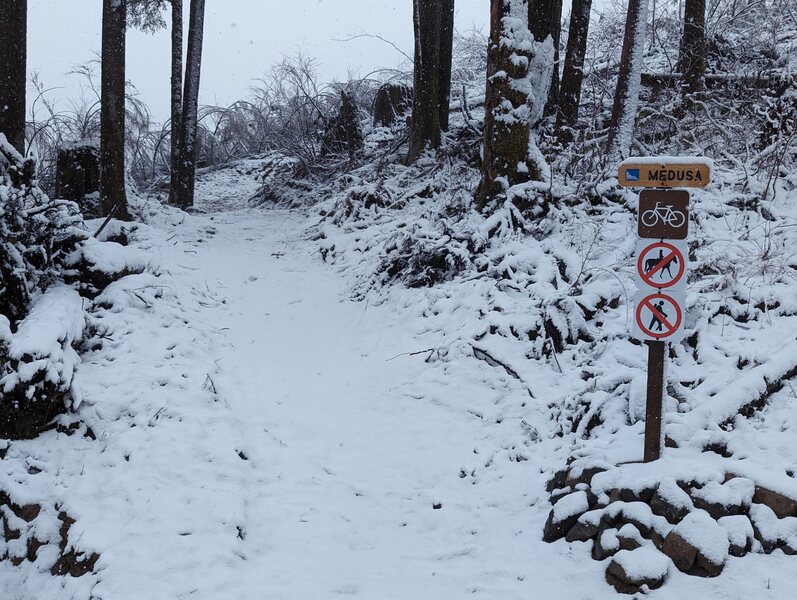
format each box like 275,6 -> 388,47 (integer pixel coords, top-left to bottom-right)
644,340 -> 665,462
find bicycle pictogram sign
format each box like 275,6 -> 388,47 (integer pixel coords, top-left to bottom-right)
636,240 -> 687,290
638,190 -> 690,239
634,291 -> 685,342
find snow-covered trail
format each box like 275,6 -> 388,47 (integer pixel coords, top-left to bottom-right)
170,209 -> 545,599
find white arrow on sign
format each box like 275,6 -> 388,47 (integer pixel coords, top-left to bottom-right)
635,239 -> 688,291
633,290 -> 686,342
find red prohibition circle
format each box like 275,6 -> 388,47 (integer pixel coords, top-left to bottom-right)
635,293 -> 683,339
636,241 -> 686,289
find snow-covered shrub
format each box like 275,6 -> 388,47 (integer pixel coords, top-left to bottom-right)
0,135 -> 85,325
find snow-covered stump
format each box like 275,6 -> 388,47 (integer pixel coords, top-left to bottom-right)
372,82 -> 412,128
543,460 -> 797,592
54,140 -> 101,218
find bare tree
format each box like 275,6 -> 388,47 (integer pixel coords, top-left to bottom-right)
606,0 -> 649,163
556,0 -> 593,136
0,0 -> 27,154
172,0 -> 206,209
406,0 -> 455,164
677,0 -> 706,99
100,0 -> 133,220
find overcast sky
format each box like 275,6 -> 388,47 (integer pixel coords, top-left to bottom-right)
27,1 -> 489,124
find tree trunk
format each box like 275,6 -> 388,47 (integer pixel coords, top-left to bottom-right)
677,0 -> 706,98
168,0 -> 183,204
0,0 -> 27,155
172,0 -> 205,209
476,0 -> 548,209
406,0 -> 456,162
606,0 -> 649,163
556,0 -> 592,136
529,0 -> 563,116
100,0 -> 132,220
439,0 -> 455,131
406,0 -> 444,164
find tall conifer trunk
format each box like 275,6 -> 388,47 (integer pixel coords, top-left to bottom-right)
0,0 -> 27,155
677,0 -> 706,98
606,0 -> 649,163
169,0 -> 184,203
100,0 -> 132,220
556,0 -> 592,136
529,0 -> 563,115
172,0 -> 205,209
439,0 -> 455,131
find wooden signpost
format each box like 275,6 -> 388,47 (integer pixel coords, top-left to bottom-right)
619,157 -> 711,462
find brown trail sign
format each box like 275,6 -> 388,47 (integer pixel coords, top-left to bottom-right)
638,190 -> 690,239
618,158 -> 712,189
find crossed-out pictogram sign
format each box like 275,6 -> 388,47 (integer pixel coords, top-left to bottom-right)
634,291 -> 685,342
636,240 -> 687,290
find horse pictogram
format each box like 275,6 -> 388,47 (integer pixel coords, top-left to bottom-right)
636,241 -> 686,290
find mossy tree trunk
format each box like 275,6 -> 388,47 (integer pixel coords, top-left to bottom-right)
476,0 -> 545,210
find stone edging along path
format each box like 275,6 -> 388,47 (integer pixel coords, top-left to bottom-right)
543,462 -> 797,594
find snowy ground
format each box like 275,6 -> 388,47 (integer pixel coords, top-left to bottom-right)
3,169 -> 796,598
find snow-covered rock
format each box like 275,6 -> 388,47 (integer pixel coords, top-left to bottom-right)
606,547 -> 670,593
663,510 -> 729,576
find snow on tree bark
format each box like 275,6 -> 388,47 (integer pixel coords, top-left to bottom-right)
100,0 -> 133,221
169,0 -> 184,203
406,0 -> 455,164
606,0 -> 649,164
556,0 -> 592,137
476,0 -> 553,210
529,0 -> 563,116
172,0 -> 206,209
677,0 -> 706,99
0,0 -> 28,155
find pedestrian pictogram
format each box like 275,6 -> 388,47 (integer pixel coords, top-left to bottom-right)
636,240 -> 687,290
638,190 -> 690,239
634,291 -> 685,342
